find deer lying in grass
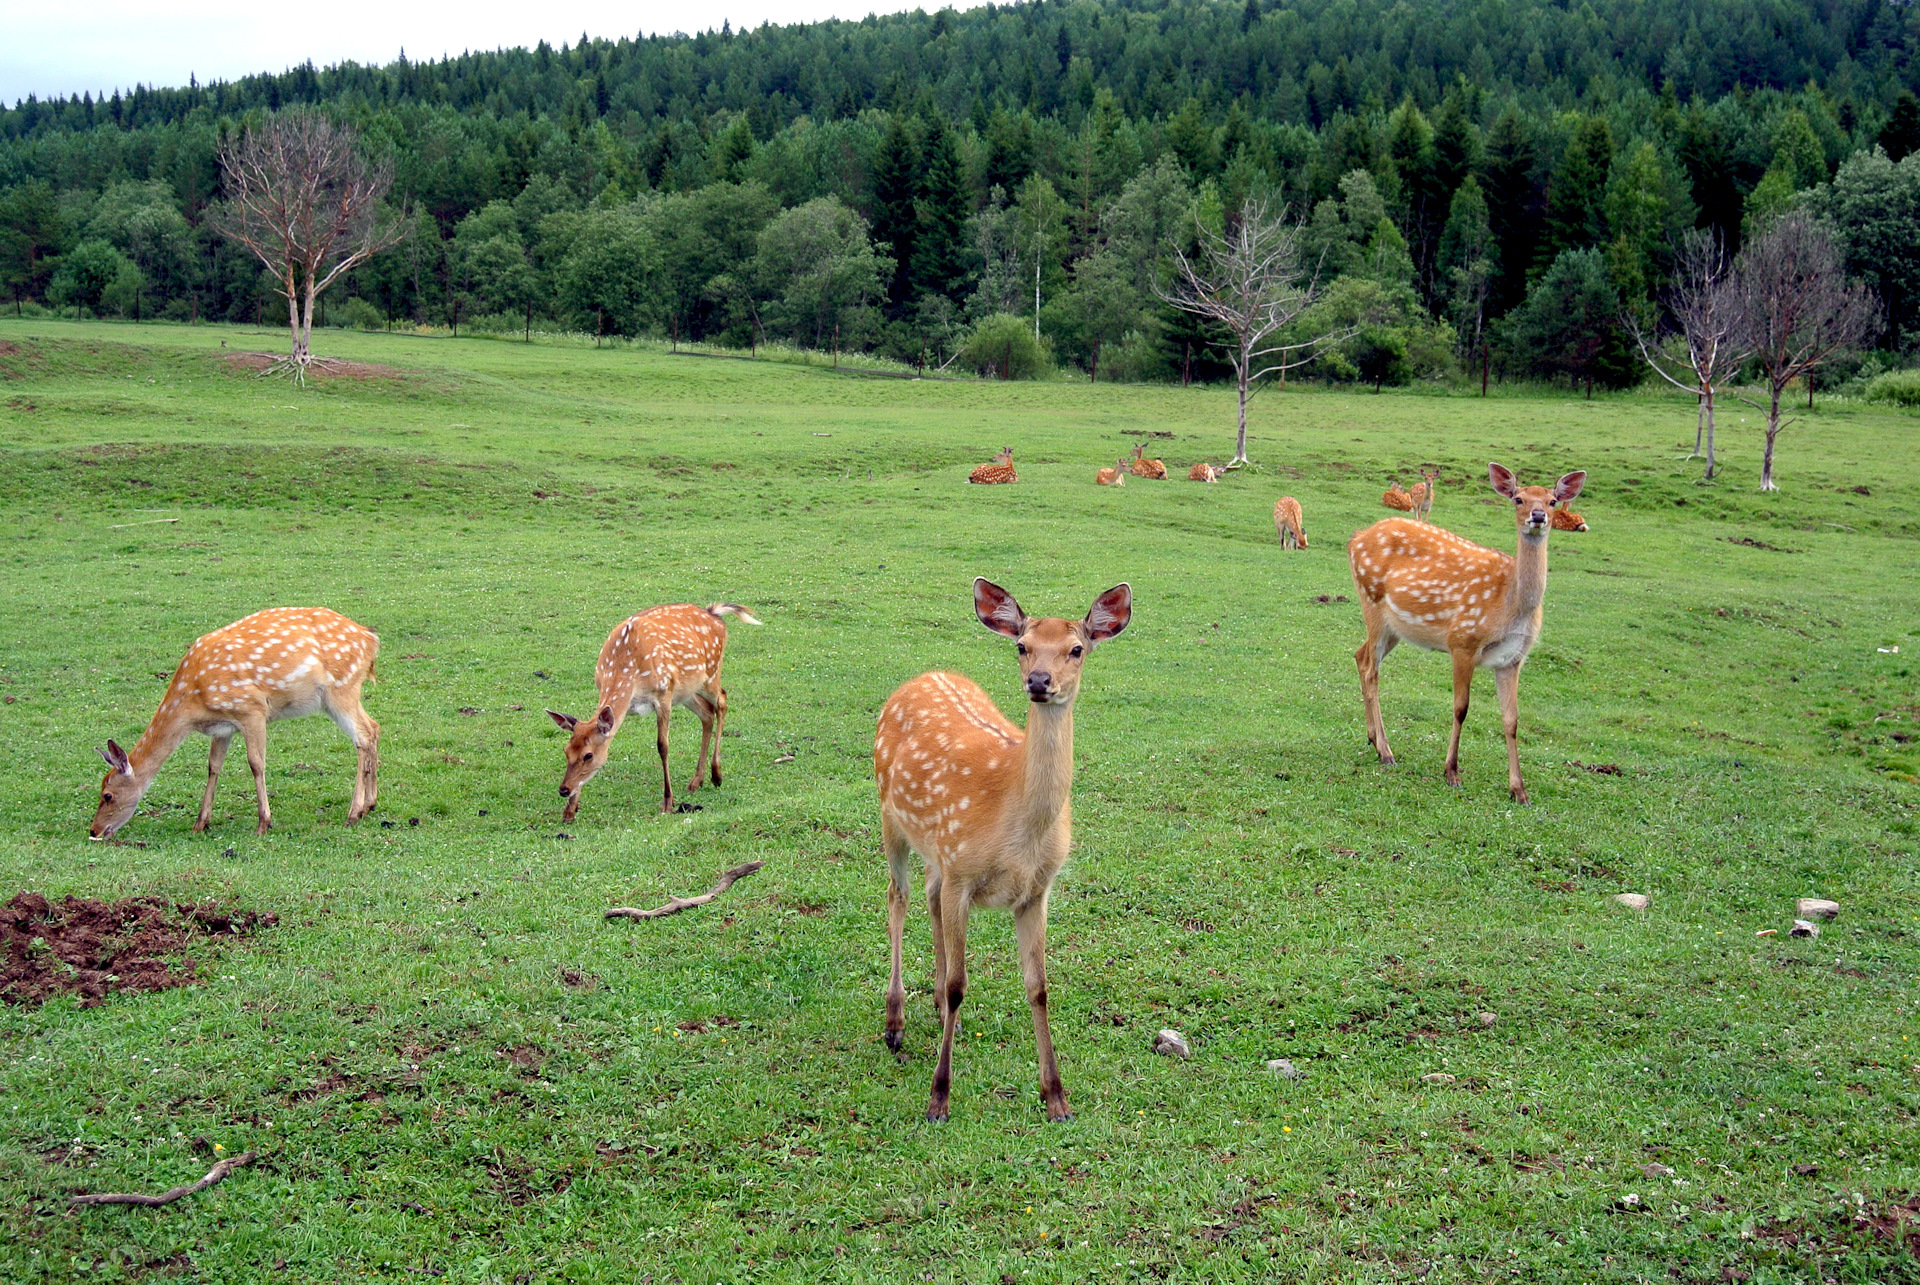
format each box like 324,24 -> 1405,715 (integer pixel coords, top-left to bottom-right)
1349,463 -> 1585,803
876,578 -> 1132,1122
1382,482 -> 1415,512
969,448 -> 1017,485
91,607 -> 379,839
1551,507 -> 1589,532
1129,444 -> 1168,479
1096,457 -> 1127,486
1188,462 -> 1219,482
1273,496 -> 1308,549
549,604 -> 761,817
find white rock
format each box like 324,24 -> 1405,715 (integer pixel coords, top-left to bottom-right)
1796,898 -> 1839,921
1789,919 -> 1820,939
1614,893 -> 1650,911
1641,1162 -> 1674,1179
1477,1011 -> 1498,1027
1421,1072 -> 1457,1085
1266,1058 -> 1301,1078
1153,1028 -> 1191,1060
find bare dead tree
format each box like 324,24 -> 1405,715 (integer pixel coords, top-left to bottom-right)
1159,201 -> 1356,467
1730,212 -> 1879,491
212,110 -> 403,381
1628,228 -> 1749,480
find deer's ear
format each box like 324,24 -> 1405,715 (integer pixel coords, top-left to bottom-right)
974,578 -> 1027,639
546,709 -> 579,732
1488,462 -> 1519,498
595,705 -> 616,735
102,740 -> 131,773
1553,471 -> 1587,503
1083,583 -> 1133,642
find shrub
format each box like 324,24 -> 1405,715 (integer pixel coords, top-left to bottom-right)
958,313 -> 1051,379
1863,369 -> 1920,407
331,298 -> 386,331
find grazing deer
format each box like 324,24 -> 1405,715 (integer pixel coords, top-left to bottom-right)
1130,444 -> 1168,479
90,607 -> 379,840
969,448 -> 1017,485
1410,466 -> 1440,522
876,579 -> 1132,1122
1273,496 -> 1308,549
1096,457 -> 1127,486
1349,463 -> 1585,803
1188,462 -> 1219,483
548,603 -> 761,818
1551,506 -> 1588,532
1382,482 -> 1415,512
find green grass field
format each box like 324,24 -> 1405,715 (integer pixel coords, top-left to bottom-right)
1,319 -> 1916,1283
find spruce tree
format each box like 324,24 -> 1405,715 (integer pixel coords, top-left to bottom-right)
1878,92 -> 1920,163
1541,115 -> 1614,267
870,114 -> 920,315
913,114 -> 969,302
1478,107 -> 1541,315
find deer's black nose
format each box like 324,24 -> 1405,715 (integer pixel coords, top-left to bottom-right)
1027,671 -> 1053,700
558,786 -> 571,798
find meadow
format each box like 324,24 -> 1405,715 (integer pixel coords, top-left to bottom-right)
0,318 -> 1915,1283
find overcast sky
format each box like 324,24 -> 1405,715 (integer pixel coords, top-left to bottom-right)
3,0 -> 956,105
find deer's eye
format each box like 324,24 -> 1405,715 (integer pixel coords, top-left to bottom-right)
1070,645 -> 1083,658
1016,643 -> 1027,656
102,793 -> 114,804
1514,496 -> 1525,504
583,752 -> 594,762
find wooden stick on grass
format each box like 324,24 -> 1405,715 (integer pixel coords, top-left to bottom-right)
69,1150 -> 257,1207
606,861 -> 766,920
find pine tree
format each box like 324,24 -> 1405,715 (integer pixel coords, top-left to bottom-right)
1478,107 -> 1540,316
1878,92 -> 1920,162
870,114 -> 920,315
1387,98 -> 1445,300
1541,115 -> 1614,267
913,114 -> 969,302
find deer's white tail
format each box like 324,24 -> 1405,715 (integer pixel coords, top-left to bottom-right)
707,603 -> 764,626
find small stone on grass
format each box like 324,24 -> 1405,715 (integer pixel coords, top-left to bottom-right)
1796,898 -> 1839,921
1614,893 -> 1650,911
1421,1072 -> 1456,1085
1789,919 -> 1819,939
1152,1028 -> 1191,1060
1266,1058 -> 1301,1078
1477,1011 -> 1497,1027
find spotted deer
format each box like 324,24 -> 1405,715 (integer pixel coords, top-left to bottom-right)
1096,457 -> 1127,486
1349,463 -> 1586,803
90,607 -> 379,839
1551,506 -> 1588,532
1381,482 -> 1415,512
1130,444 -> 1168,479
1273,496 -> 1307,549
1410,466 -> 1440,522
969,448 -> 1017,485
1188,462 -> 1219,483
548,603 -> 761,818
875,579 -> 1132,1122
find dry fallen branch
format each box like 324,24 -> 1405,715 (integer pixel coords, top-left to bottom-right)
69,1150 -> 258,1207
605,861 -> 766,920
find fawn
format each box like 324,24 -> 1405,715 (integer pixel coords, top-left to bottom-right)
875,578 -> 1132,1122
1551,507 -> 1588,532
1349,463 -> 1585,803
1273,496 -> 1308,549
1129,444 -> 1168,479
1381,482 -> 1415,512
1409,466 -> 1440,521
549,603 -> 761,818
90,607 -> 379,839
969,448 -> 1017,485
1096,457 -> 1128,486
1188,462 -> 1219,482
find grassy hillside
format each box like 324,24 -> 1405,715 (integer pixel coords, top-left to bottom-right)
0,319 -> 1916,1283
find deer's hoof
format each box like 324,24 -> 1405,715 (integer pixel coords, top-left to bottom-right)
925,1105 -> 949,1124
1445,769 -> 1462,787
255,821 -> 272,835
1378,753 -> 1396,767
1048,1110 -> 1074,1124
1511,786 -> 1530,805
192,820 -> 209,834
884,1029 -> 903,1054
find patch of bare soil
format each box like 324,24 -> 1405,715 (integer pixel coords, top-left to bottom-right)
219,351 -> 403,381
0,892 -> 275,1007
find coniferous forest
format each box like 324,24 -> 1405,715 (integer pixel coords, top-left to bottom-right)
8,0 -> 1920,387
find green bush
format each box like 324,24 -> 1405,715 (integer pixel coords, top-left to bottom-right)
958,313 -> 1051,380
1863,369 -> 1920,407
331,298 -> 386,331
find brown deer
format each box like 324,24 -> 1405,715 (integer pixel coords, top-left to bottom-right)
1349,463 -> 1585,803
969,448 -> 1017,485
549,603 -> 761,817
1409,466 -> 1440,522
1381,482 -> 1415,512
1129,444 -> 1168,479
1188,462 -> 1219,482
1551,506 -> 1589,532
876,578 -> 1132,1122
1095,457 -> 1127,486
1273,496 -> 1307,549
90,607 -> 379,839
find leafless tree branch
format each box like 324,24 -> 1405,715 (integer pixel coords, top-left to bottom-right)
605,861 -> 766,920
69,1151 -> 258,1207
1626,228 -> 1750,479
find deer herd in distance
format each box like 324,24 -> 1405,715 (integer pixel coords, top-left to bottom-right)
86,449 -> 1591,1122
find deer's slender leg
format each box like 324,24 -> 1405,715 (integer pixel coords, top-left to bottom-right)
687,694 -> 716,794
1015,894 -> 1070,1122
656,704 -> 675,813
239,712 -> 271,834
195,734 -> 232,832
708,686 -> 727,787
883,817 -> 912,1054
926,884 -> 971,1123
330,684 -> 379,822
1356,616 -> 1397,764
1444,648 -> 1476,788
1496,664 -> 1527,804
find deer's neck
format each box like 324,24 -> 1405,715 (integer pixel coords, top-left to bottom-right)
128,713 -> 194,788
1015,699 -> 1075,838
1506,529 -> 1550,621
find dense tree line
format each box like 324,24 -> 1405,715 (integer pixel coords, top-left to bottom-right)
7,0 -> 1920,387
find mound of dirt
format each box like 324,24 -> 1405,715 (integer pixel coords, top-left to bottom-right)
1,892 -> 276,1008
220,351 -> 403,381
